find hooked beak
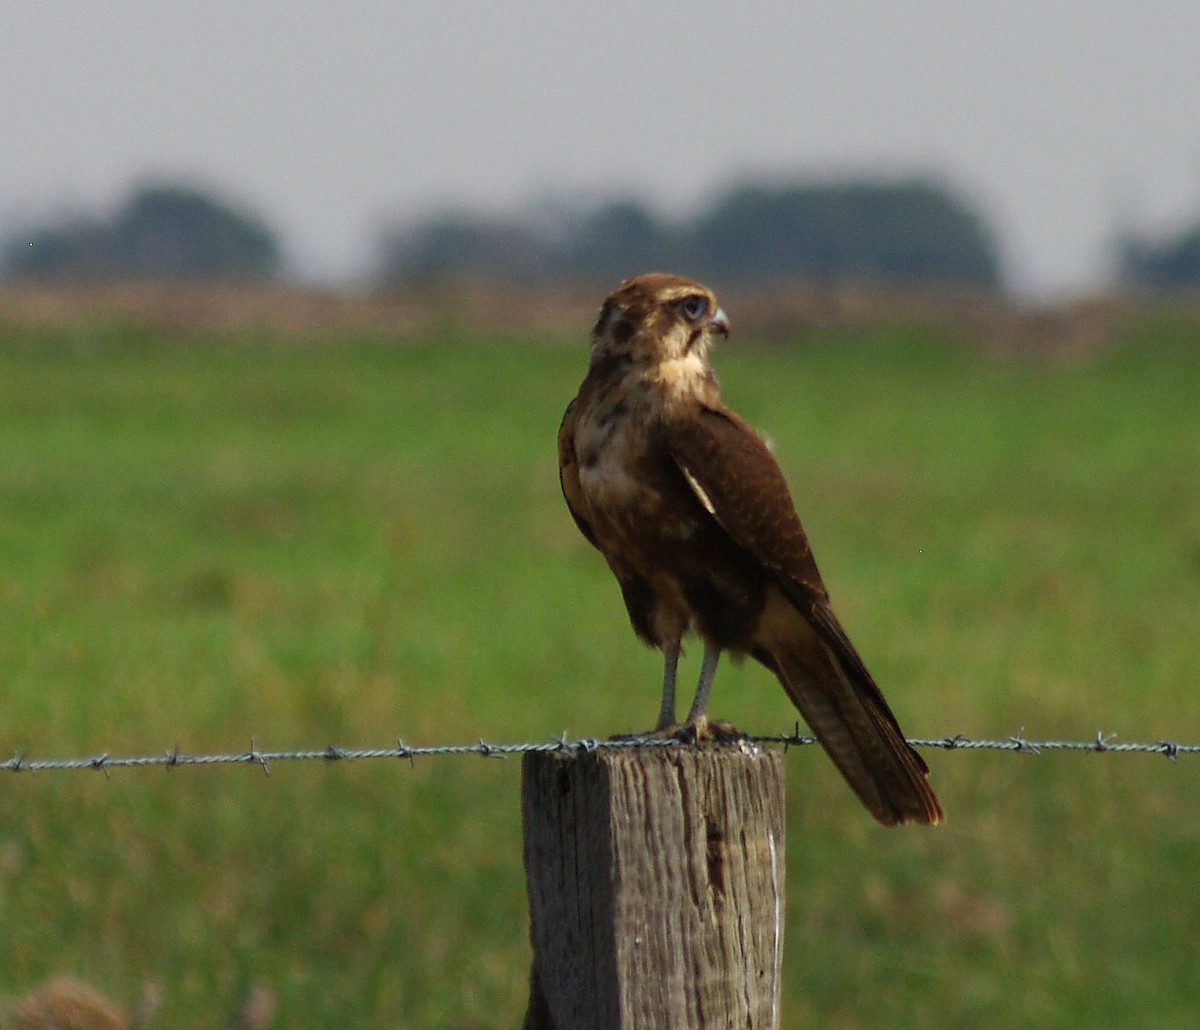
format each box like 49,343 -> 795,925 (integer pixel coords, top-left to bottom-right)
709,307 -> 730,338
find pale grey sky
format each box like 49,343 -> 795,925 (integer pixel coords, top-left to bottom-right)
5,2 -> 1200,296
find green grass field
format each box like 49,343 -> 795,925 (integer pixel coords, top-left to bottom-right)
1,316 -> 1198,1026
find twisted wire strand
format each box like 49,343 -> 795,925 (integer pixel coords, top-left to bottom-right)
3,729 -> 1196,775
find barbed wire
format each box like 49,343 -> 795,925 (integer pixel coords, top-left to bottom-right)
1,729 -> 1196,776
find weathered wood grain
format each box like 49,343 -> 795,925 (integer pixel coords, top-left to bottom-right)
523,745 -> 785,1029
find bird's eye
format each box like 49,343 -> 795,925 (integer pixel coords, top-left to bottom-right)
678,295 -> 708,321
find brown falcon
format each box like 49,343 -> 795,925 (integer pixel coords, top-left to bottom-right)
558,273 -> 942,826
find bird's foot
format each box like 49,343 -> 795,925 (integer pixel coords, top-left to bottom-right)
676,717 -> 747,744
705,718 -> 749,743
611,716 -> 746,745
672,715 -> 708,743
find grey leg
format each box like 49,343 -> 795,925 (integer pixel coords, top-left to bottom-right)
654,642 -> 681,731
684,647 -> 720,725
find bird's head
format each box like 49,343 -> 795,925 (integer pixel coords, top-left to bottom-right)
590,273 -> 730,369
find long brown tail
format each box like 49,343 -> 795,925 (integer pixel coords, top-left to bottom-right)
759,618 -> 942,826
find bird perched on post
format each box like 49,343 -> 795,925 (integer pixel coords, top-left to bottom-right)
558,273 -> 942,826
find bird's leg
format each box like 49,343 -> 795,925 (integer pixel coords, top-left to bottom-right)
683,647 -> 720,729
654,641 -> 681,731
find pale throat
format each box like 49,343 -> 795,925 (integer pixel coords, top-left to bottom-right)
651,349 -> 717,405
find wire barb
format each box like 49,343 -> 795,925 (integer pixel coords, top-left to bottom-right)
1156,740 -> 1180,760
247,738 -> 270,776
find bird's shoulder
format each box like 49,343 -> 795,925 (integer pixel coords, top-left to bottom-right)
557,394 -> 580,457
558,396 -> 600,547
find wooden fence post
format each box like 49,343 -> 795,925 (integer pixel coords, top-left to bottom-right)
522,744 -> 786,1029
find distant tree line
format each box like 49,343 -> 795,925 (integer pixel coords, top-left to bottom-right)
1,183 -> 281,281
7,175 -> 1200,292
379,177 -> 1004,289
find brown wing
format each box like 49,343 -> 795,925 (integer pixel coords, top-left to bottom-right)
663,403 -> 912,735
557,398 -> 598,547
665,403 -> 940,824
662,403 -> 827,603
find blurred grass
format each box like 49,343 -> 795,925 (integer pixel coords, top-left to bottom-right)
1,318 -> 1198,1026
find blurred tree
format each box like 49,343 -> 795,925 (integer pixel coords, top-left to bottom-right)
2,182 -> 281,281
379,210 -> 548,284
560,198 -> 671,282
108,185 -> 280,279
687,178 -> 1001,287
6,216 -> 113,279
1119,225 -> 1200,289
